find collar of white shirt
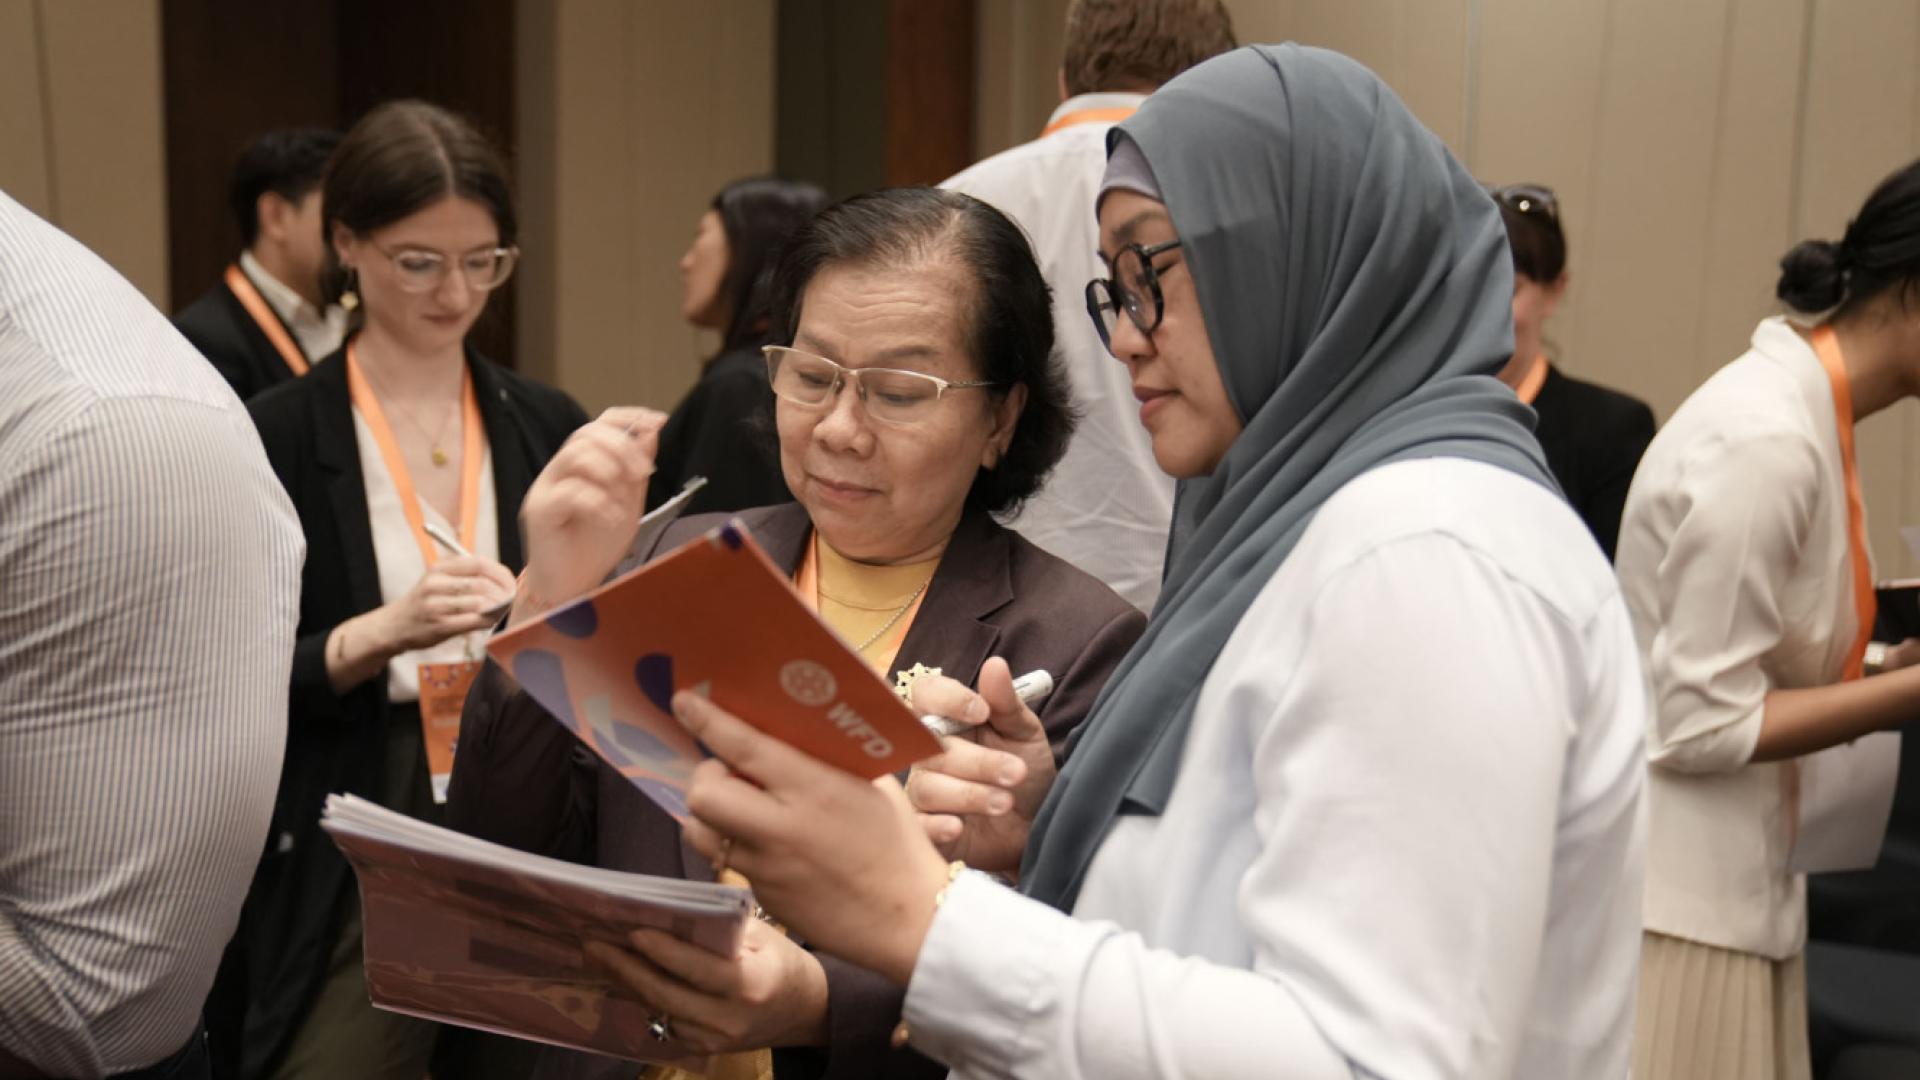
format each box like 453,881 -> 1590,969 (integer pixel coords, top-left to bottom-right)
1044,91 -> 1151,134
238,249 -> 347,360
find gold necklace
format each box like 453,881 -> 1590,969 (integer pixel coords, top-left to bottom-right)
852,576 -> 932,652
358,354 -> 460,467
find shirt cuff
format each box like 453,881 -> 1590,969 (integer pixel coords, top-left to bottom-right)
900,871 -> 1111,1074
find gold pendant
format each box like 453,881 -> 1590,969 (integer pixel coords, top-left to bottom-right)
431,446 -> 449,467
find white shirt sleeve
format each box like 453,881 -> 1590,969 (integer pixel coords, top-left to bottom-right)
900,532 -> 1580,1079
1638,430 -> 1821,774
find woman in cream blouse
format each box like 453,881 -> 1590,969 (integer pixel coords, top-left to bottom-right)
1617,156 -> 1920,1079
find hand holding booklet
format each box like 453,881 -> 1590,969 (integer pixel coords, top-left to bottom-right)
485,516 -> 942,819
320,795 -> 751,1068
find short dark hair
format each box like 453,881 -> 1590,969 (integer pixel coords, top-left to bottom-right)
1062,0 -> 1237,97
229,128 -> 340,248
1494,192 -> 1567,283
321,100 -> 515,304
1779,156 -> 1920,317
766,188 -> 1073,517
711,177 -> 829,353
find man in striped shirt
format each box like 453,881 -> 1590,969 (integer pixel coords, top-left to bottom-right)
0,192 -> 304,1078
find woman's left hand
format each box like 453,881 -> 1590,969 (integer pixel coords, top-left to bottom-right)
673,691 -> 954,987
584,918 -> 831,1052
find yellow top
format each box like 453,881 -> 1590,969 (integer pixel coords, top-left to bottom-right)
802,535 -> 940,676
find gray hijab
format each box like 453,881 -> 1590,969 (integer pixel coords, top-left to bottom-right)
1020,44 -> 1555,910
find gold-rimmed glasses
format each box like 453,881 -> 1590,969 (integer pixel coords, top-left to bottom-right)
762,345 -> 996,425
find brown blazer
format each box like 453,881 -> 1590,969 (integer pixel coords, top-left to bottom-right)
447,501 -> 1147,1080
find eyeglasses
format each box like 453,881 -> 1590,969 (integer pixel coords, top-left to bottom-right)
1490,183 -> 1558,221
1085,239 -> 1184,351
762,345 -> 995,426
369,240 -> 520,293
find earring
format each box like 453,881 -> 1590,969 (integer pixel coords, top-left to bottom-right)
339,267 -> 360,312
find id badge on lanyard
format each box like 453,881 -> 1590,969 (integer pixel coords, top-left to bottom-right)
417,652 -> 481,804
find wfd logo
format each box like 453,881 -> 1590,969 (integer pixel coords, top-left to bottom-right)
778,660 -> 893,758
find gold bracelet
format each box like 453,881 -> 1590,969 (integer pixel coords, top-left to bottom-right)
890,861 -> 967,1049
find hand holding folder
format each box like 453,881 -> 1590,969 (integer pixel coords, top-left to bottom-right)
486,518 -> 942,820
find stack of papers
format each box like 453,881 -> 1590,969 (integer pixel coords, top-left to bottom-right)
322,795 -> 751,1067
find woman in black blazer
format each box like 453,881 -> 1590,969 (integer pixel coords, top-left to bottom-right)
1488,182 -> 1656,559
224,101 -> 587,1080
652,176 -> 826,515
448,188 -> 1146,1079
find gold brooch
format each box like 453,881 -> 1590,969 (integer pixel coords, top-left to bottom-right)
894,663 -> 941,705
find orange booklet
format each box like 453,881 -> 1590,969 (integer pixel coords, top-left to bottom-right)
486,519 -> 940,819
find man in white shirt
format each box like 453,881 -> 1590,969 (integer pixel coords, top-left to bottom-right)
0,192 -> 304,1078
174,128 -> 346,400
941,0 -> 1236,611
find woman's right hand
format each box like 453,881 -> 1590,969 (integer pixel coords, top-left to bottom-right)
519,407 -> 667,612
375,554 -> 518,653
906,657 -> 1058,875
325,555 -> 515,693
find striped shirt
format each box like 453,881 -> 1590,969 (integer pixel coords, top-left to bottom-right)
0,193 -> 304,1075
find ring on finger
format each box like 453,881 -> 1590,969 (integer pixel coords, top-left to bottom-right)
647,1012 -> 674,1042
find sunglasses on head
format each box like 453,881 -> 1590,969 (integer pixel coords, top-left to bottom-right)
1490,183 -> 1559,221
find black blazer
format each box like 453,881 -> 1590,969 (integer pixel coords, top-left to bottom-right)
235,347 -> 587,1076
173,271 -> 308,401
648,346 -> 790,516
1531,363 -> 1657,560
448,502 -> 1147,1080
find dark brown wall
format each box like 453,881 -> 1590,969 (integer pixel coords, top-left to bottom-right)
777,0 -> 977,197
884,0 -> 975,187
161,0 -> 517,363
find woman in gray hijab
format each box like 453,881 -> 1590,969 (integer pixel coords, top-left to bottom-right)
659,44 -> 1649,1079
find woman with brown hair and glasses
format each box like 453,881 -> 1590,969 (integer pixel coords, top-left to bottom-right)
446,186 -> 1146,1079
1488,182 -> 1656,559
231,99 -> 587,1080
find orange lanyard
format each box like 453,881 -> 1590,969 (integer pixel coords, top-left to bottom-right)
345,340 -> 485,568
1810,324 -> 1876,680
1514,353 -> 1549,405
793,535 -> 925,673
1039,105 -> 1138,138
224,264 -> 311,376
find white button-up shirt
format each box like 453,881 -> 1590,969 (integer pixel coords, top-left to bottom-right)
239,248 -> 347,362
902,458 -> 1648,1079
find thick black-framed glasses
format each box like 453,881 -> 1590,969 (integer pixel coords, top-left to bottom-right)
1085,239 -> 1184,351
1490,183 -> 1558,221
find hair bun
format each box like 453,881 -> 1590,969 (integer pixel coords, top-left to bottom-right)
1776,238 -> 1849,312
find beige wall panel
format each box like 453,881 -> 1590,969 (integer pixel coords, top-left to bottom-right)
548,0 -> 634,411
516,0 -> 560,387
1225,0 -> 1295,48
974,0 -> 1069,161
1796,0 -> 1920,575
1276,0 -> 1470,152
1472,0 -> 1610,386
1571,0 -> 1731,418
35,0 -> 168,306
975,0 -> 1018,156
0,1 -> 52,215
1691,0 -> 1807,397
1389,0 -> 1472,153
536,0 -> 775,416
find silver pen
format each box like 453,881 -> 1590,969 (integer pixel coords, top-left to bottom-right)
920,669 -> 1054,738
